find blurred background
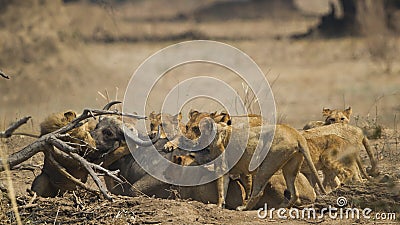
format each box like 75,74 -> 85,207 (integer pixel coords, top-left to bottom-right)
0,0 -> 399,130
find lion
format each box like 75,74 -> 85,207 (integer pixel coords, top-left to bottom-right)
148,111 -> 186,152
255,171 -> 316,209
184,110 -> 262,139
179,115 -> 325,210
31,110 -> 97,197
164,110 -> 262,152
303,107 -> 352,130
301,123 -> 378,179
300,133 -> 368,193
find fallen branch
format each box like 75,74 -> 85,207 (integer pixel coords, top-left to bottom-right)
89,163 -> 123,184
69,152 -> 112,200
1,110 -> 143,170
0,116 -> 31,138
54,109 -> 145,135
0,108 -> 146,200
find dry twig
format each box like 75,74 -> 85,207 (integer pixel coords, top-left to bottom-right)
0,116 -> 31,138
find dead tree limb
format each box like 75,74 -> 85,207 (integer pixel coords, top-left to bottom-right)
11,132 -> 39,138
0,110 -> 143,170
89,163 -> 123,183
54,109 -> 145,135
0,116 -> 31,138
4,139 -> 47,170
69,152 -> 112,200
0,109 -> 145,200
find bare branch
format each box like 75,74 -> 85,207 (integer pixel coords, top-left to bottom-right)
90,163 -> 123,184
0,70 -> 10,79
11,132 -> 39,138
1,139 -> 47,170
69,152 -> 113,200
0,108 -> 145,200
54,109 -> 145,135
47,135 -> 80,154
0,116 -> 31,138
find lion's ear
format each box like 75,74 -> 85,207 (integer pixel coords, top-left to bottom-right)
189,109 -> 199,119
149,111 -> 156,120
343,107 -> 352,118
210,111 -> 217,118
64,111 -> 77,121
173,113 -> 182,122
220,110 -> 228,115
322,108 -> 332,117
221,114 -> 231,125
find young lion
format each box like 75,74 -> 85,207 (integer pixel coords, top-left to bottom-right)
301,123 -> 378,180
303,107 -> 352,130
31,110 -> 97,197
301,133 -> 367,193
179,115 -> 325,210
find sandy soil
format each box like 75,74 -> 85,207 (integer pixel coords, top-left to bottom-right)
0,0 -> 399,224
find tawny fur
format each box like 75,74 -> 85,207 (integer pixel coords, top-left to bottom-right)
179,113 -> 325,210
303,107 -> 352,130
300,134 -> 365,193
301,123 -> 378,178
31,110 -> 96,197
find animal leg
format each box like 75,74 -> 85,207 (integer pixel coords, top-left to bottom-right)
236,149 -> 287,211
281,153 -> 303,208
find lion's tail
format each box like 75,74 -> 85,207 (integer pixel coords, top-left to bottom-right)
298,139 -> 327,194
362,137 -> 378,176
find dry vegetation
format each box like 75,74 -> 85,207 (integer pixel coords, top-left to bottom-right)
0,0 -> 400,224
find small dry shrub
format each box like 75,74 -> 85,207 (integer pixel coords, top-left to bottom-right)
366,35 -> 397,74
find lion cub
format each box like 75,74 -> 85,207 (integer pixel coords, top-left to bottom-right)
31,110 -> 96,197
303,107 -> 352,130
179,111 -> 325,210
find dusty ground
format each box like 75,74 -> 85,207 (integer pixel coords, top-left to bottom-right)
0,0 -> 400,224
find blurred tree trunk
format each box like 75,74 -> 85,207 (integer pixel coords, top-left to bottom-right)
294,0 -> 400,38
